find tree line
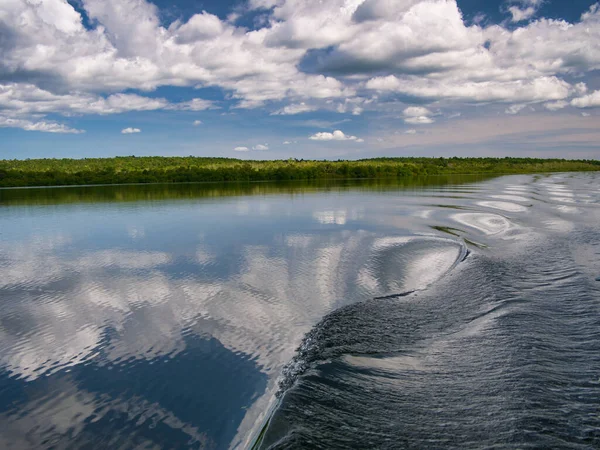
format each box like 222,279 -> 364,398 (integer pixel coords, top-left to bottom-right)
0,156 -> 598,188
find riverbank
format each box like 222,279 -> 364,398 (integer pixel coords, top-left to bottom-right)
0,156 -> 598,187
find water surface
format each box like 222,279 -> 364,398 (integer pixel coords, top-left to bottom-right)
0,174 -> 598,449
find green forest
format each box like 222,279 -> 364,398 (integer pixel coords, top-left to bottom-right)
0,156 -> 599,188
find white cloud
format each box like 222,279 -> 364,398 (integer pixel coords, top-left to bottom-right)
298,0 -> 482,77
571,90 -> 600,108
173,11 -> 224,43
574,82 -> 588,96
334,98 -> 367,116
0,85 -> 170,116
0,116 -> 84,134
368,76 -> 573,104
233,143 -> 270,153
193,120 -> 203,126
309,130 -> 360,141
543,100 -> 568,111
405,129 -> 417,134
121,127 -> 141,134
402,106 -> 434,124
505,104 -> 527,115
582,112 -> 591,117
356,4 -> 600,107
508,6 -> 536,22
169,99 -> 215,111
0,83 -> 219,135
0,0 -> 600,129
403,106 -> 432,117
404,116 -> 434,125
0,0 -> 347,114
508,0 -> 543,23
272,103 -> 316,115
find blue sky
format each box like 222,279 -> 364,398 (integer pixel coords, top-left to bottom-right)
1,0 -> 599,160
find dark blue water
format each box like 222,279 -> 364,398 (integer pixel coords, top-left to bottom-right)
0,174 -> 598,449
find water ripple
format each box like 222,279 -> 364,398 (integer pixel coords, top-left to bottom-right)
1,173 -> 599,449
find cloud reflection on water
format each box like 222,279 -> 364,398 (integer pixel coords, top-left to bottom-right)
1,174 -> 591,448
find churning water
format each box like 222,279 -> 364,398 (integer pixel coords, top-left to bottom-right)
0,173 -> 599,449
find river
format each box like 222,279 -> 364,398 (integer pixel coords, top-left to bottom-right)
0,173 -> 598,449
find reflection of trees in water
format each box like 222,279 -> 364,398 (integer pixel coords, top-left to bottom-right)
0,174 -> 491,206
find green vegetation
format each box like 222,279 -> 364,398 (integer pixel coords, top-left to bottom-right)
0,175 -> 493,206
0,156 -> 598,188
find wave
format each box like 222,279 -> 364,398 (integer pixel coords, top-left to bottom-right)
254,223 -> 600,449
251,238 -> 470,449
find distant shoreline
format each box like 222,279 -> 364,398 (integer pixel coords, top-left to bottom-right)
1,156 -> 598,188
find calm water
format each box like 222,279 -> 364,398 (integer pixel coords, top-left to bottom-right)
0,174 -> 599,449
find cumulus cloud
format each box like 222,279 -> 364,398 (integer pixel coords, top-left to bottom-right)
543,100 -> 568,111
403,106 -> 432,117
404,116 -> 434,124
368,76 -> 573,104
0,0 -> 345,114
193,120 -> 203,126
233,144 -> 269,151
505,104 -> 527,115
0,116 -> 84,134
272,103 -> 316,115
403,106 -> 434,124
169,99 -> 215,111
1,0 -> 600,130
309,130 -> 361,141
0,85 -> 170,116
571,90 -> 600,108
0,83 -> 217,133
574,82 -> 588,96
334,98 -> 368,115
508,6 -> 536,22
121,127 -> 141,134
357,3 -> 600,107
173,11 -> 224,43
507,0 -> 543,23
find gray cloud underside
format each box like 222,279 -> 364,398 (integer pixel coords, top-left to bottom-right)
1,0 -> 600,132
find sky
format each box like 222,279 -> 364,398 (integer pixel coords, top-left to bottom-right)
1,0 -> 600,160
